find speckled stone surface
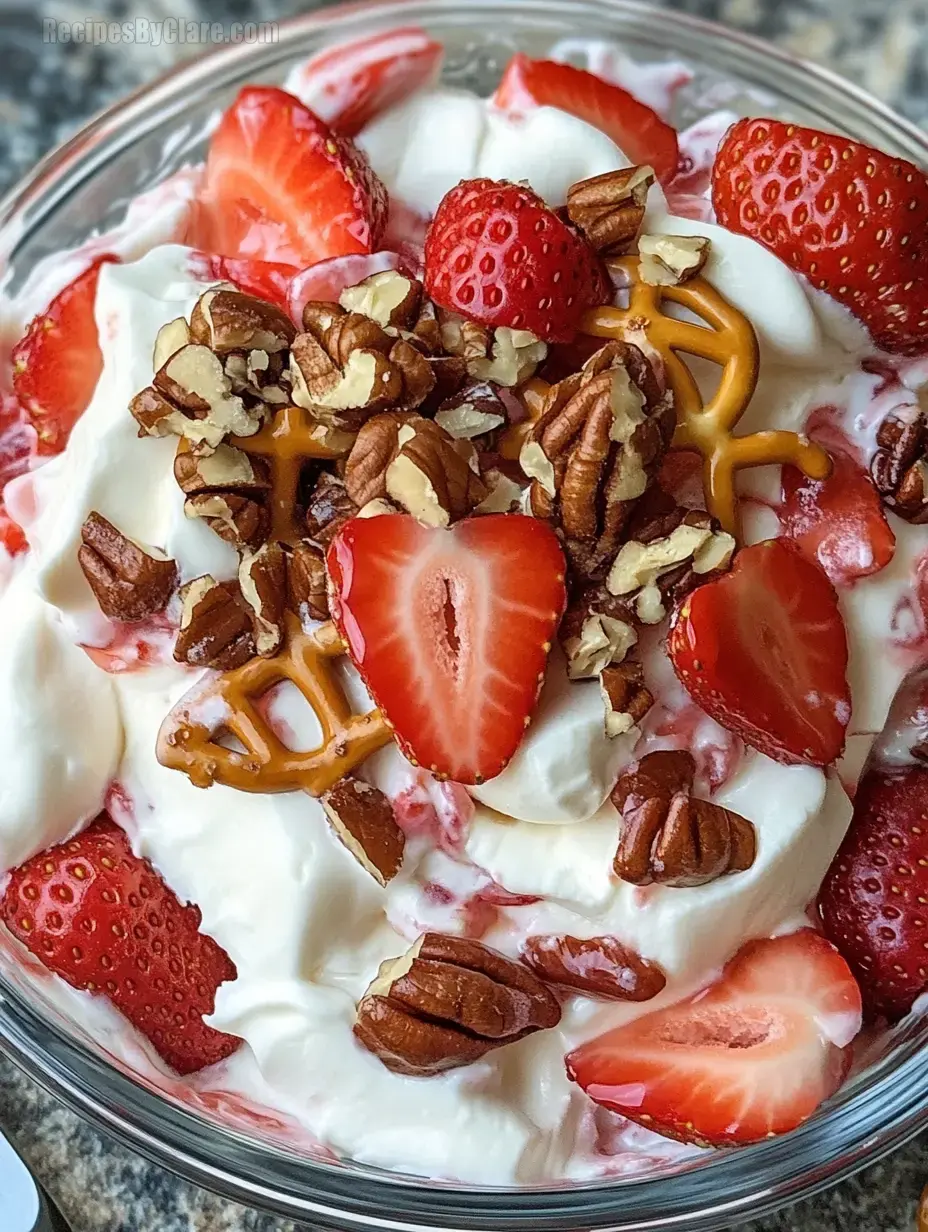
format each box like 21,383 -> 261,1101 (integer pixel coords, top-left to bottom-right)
2,0 -> 928,1229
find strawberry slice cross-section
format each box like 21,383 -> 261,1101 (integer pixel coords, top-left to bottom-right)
326,513 -> 567,784
567,929 -> 862,1146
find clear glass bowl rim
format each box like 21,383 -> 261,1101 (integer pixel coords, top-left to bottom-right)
1,2 -> 928,1228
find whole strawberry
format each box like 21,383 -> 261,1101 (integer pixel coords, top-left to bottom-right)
1,818 -> 239,1074
712,118 -> 928,355
819,763 -> 928,1021
424,178 -> 609,342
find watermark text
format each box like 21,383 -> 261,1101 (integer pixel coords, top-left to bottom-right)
43,17 -> 279,46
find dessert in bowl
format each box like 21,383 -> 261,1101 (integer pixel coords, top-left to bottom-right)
3,1 -> 928,1226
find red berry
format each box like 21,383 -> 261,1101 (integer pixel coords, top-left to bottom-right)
567,930 -> 861,1146
424,178 -> 609,342
195,87 -> 388,268
327,513 -> 567,783
712,118 -> 928,355
187,251 -> 299,314
1,819 -> 239,1074
494,54 -> 680,185
668,539 -> 851,766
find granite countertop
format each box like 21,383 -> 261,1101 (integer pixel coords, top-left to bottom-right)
1,0 -> 928,1228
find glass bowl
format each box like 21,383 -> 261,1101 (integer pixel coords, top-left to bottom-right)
2,2 -> 928,1228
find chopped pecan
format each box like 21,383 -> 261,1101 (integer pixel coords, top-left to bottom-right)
173,443 -> 271,497
287,540 -> 329,622
239,542 -> 287,657
78,512 -> 177,623
600,660 -> 653,737
152,317 -> 191,371
354,933 -> 561,1076
559,584 -> 637,679
427,355 -> 469,405
174,576 -> 255,670
638,233 -> 711,287
439,312 -> 548,387
521,341 -> 675,581
472,469 -> 526,515
134,343 -> 266,448
339,270 -> 422,330
434,381 -> 507,441
304,472 -> 359,546
188,289 -> 295,355
870,405 -> 928,523
344,413 -> 487,524
606,508 -> 735,624
567,165 -> 655,255
612,750 -> 756,887
522,933 -> 666,1002
184,491 -> 270,552
322,776 -> 406,886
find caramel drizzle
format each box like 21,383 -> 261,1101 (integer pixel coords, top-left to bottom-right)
157,615 -> 392,798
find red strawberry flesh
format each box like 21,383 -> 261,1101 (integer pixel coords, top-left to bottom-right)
327,513 -> 567,783
668,538 -> 851,766
567,930 -> 861,1146
1,818 -> 239,1074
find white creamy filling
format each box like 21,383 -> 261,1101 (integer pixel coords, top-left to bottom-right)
0,72 -> 922,1183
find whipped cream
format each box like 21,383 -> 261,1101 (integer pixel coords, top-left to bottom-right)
0,48 -> 923,1186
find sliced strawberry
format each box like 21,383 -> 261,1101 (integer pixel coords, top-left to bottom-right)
188,251 -> 299,314
327,514 -> 567,783
424,178 -> 609,343
289,27 -> 444,136
196,87 -> 388,268
567,930 -> 861,1146
11,256 -> 117,455
668,539 -> 850,766
0,508 -> 27,557
780,451 -> 896,587
1,818 -> 239,1074
712,119 -> 928,355
819,762 -> 928,1020
493,55 -> 679,185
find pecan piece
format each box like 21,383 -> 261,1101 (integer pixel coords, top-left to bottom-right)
189,289 -> 295,355
339,270 -> 422,330
321,777 -> 406,885
521,341 -> 675,581
174,576 -> 255,670
184,492 -> 270,552
870,406 -> 928,524
355,933 -> 561,1076
239,542 -> 287,657
612,751 -> 756,887
567,165 -> 655,255
140,344 -> 266,447
434,381 -> 507,441
522,934 -> 666,1001
600,660 -> 654,737
173,443 -> 271,497
606,508 -> 736,624
78,512 -> 177,622
440,312 -> 547,387
559,584 -> 637,679
304,472 -> 359,546
638,233 -> 711,286
287,540 -> 329,622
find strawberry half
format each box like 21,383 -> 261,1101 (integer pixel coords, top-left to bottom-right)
290,27 -> 444,136
1,818 -> 239,1074
12,256 -> 116,455
424,178 -> 609,343
668,538 -> 850,766
567,929 -> 862,1146
780,451 -> 896,588
493,54 -> 680,185
327,513 -> 567,783
819,763 -> 928,1021
711,118 -> 928,355
196,87 -> 388,268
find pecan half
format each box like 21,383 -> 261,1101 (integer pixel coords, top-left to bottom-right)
638,233 -> 711,286
521,341 -> 675,580
600,660 -> 654,737
174,576 -> 255,670
287,540 -> 329,622
567,165 -> 655,255
184,492 -> 270,552
522,933 -> 666,1001
189,289 -> 295,355
612,751 -> 756,887
304,472 -> 359,546
239,542 -> 287,657
321,777 -> 406,885
344,413 -> 487,524
78,512 -> 177,622
355,933 -> 561,1076
870,406 -> 928,523
606,507 -> 735,624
